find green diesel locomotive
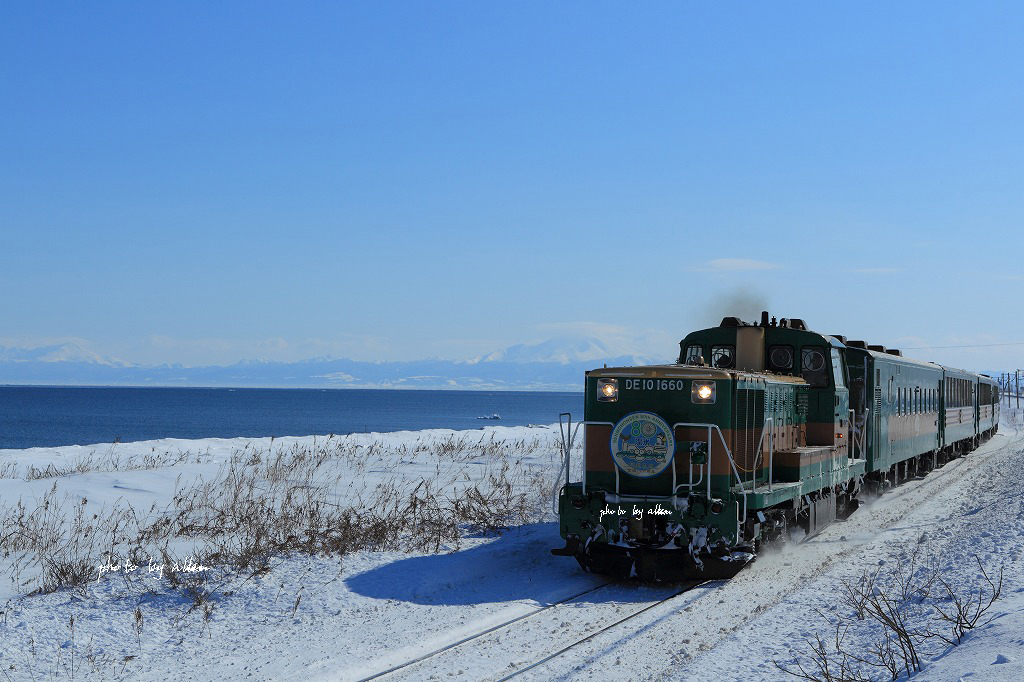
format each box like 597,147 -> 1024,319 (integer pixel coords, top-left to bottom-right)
552,312 -> 1000,581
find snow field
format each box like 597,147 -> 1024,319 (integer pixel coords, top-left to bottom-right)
0,425 -> 575,679
0,412 -> 1021,680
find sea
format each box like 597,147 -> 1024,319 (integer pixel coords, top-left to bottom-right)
0,386 -> 584,450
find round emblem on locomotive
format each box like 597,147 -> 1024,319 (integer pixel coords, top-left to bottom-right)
609,411 -> 676,478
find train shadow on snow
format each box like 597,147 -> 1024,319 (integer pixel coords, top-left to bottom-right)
344,521 -> 668,607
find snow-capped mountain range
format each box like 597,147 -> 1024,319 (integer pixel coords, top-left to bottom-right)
0,338 -> 666,390
468,336 -> 629,365
0,342 -> 129,366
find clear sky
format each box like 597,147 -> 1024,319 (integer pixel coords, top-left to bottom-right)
2,2 -> 1022,371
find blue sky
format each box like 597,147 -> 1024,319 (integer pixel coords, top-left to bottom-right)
2,2 -> 1022,371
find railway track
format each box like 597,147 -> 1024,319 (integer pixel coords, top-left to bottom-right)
494,579 -> 710,681
355,578 -> 714,681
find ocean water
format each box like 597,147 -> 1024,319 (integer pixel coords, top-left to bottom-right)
0,386 -> 584,450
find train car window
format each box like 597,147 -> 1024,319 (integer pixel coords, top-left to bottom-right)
801,347 -> 828,387
711,345 -> 735,369
768,345 -> 794,372
830,349 -> 846,388
683,345 -> 703,365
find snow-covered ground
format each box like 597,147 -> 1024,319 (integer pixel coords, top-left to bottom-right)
0,413 -> 1021,681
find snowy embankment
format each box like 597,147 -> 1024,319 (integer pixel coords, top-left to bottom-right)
0,414 -> 1022,681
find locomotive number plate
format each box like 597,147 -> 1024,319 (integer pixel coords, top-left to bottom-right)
624,379 -> 686,391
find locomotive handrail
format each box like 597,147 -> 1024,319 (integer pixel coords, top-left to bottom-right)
673,466 -> 704,497
849,408 -> 862,460
554,413 -> 584,514
753,417 -> 775,492
671,422 -> 747,495
672,421 -> 748,543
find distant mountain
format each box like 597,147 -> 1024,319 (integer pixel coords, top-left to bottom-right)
0,342 -> 128,367
0,337 -> 671,390
469,336 -> 620,364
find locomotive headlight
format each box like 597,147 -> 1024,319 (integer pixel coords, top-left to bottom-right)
597,378 -> 618,402
692,381 -> 716,404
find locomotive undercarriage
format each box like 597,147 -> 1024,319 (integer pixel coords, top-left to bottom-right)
553,478 -> 866,581
552,490 -> 756,581
552,455 -> 872,580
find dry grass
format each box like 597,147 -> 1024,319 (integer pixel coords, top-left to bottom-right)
0,430 -> 573,596
775,547 -> 1004,681
0,446 -> 199,481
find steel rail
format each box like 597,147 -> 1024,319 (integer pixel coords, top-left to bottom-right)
495,579 -> 709,681
356,579 -> 618,681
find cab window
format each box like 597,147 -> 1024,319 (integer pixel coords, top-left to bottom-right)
711,345 -> 735,369
830,349 -> 845,388
801,346 -> 828,387
768,345 -> 794,372
684,345 -> 704,365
